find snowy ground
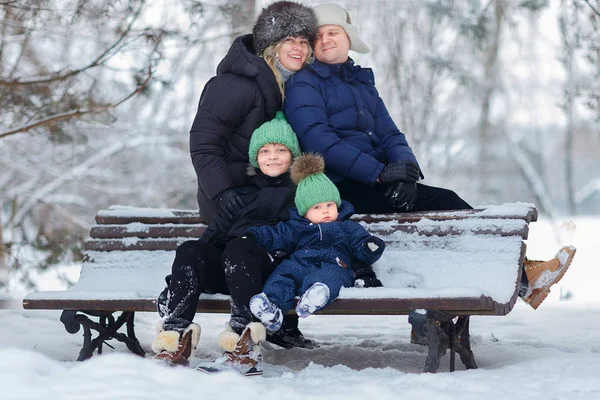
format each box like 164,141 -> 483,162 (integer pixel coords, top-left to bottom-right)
1,217 -> 599,400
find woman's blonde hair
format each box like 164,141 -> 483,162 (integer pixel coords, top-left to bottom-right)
261,38 -> 314,101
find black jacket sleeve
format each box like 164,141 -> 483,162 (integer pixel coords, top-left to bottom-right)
190,74 -> 257,200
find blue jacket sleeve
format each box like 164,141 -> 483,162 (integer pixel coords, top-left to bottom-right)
343,221 -> 385,265
247,222 -> 298,254
373,95 -> 419,167
284,77 -> 384,186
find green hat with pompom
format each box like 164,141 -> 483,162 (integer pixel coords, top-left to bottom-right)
248,112 -> 301,168
291,153 -> 341,216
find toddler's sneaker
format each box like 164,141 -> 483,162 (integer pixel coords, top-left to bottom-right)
295,283 -> 330,318
249,293 -> 283,332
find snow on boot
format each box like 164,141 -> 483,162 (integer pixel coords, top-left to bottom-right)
196,322 -> 266,376
295,282 -> 330,318
249,293 -> 283,332
521,246 -> 576,309
152,321 -> 200,366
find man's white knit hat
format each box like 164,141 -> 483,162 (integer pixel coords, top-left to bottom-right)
313,3 -> 370,54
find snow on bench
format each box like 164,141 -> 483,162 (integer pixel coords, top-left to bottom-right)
22,202 -> 538,372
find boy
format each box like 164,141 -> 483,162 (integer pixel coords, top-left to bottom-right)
247,153 -> 385,331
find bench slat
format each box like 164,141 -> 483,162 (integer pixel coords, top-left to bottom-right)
90,226 -> 207,239
89,223 -> 528,240
22,295 -> 510,316
94,207 -> 537,225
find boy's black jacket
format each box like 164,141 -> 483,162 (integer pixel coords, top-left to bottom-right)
201,170 -> 295,248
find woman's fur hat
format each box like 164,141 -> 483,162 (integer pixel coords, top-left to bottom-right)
253,1 -> 318,56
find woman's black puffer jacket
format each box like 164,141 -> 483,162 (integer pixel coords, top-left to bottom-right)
189,34 -> 282,223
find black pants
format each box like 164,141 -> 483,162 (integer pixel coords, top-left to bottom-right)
157,240 -> 229,332
336,181 -> 473,213
221,237 -> 283,334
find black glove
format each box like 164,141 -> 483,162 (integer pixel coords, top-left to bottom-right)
218,188 -> 245,219
353,260 -> 383,288
271,250 -> 288,259
378,161 -> 421,184
385,181 -> 418,211
241,231 -> 257,242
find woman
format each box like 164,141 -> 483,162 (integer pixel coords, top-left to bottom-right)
152,1 -> 318,370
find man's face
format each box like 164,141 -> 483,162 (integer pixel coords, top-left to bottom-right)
314,25 -> 350,64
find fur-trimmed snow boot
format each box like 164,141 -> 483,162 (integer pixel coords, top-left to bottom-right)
152,321 -> 201,366
196,322 -> 266,376
521,246 -> 576,309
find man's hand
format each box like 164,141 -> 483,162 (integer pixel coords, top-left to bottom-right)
385,181 -> 418,211
378,161 -> 421,184
218,188 -> 245,219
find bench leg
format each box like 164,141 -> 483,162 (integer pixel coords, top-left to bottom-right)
420,312 -> 478,373
454,316 -> 477,370
423,315 -> 449,373
60,310 -> 146,361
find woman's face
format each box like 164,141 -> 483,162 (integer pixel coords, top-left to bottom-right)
277,36 -> 310,71
256,143 -> 293,177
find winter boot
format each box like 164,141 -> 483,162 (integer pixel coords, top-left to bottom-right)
196,322 -> 266,376
295,282 -> 330,318
152,321 -> 200,366
521,246 -> 576,309
249,292 -> 283,332
266,315 -> 318,349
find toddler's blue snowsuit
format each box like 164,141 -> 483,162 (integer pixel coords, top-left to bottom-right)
247,201 -> 385,313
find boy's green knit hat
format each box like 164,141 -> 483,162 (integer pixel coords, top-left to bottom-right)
291,153 -> 341,216
248,112 -> 301,168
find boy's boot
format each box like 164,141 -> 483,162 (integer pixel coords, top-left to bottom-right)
521,246 -> 576,309
196,322 -> 266,376
152,321 -> 200,366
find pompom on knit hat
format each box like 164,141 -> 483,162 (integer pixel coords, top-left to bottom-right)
248,111 -> 301,168
313,3 -> 370,54
291,153 -> 341,216
253,1 -> 318,56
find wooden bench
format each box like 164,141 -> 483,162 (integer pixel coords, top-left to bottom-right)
22,203 -> 538,373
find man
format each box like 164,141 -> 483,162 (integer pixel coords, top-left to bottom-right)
283,3 -> 574,309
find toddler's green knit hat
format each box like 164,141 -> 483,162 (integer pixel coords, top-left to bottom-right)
248,112 -> 301,168
291,153 -> 341,216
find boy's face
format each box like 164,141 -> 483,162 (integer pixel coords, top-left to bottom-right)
305,201 -> 339,224
257,143 -> 292,177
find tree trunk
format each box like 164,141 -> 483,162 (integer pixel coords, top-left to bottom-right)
560,4 -> 577,214
478,0 -> 504,200
0,212 -> 7,286
227,0 -> 256,42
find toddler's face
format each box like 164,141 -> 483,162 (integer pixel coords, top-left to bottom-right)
257,143 -> 292,177
305,201 -> 338,224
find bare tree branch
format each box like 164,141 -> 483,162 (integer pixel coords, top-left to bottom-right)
0,69 -> 152,139
584,0 -> 600,18
0,0 -> 146,86
7,133 -> 180,229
